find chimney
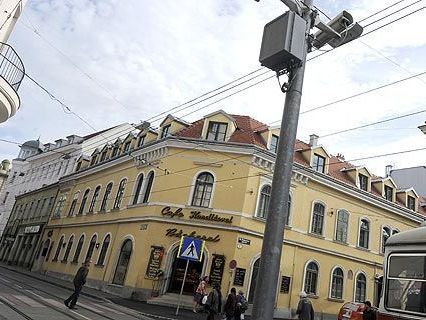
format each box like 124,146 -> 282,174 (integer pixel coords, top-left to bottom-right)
336,153 -> 345,161
385,165 -> 393,177
309,134 -> 319,147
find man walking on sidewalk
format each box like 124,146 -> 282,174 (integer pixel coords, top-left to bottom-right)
64,260 -> 90,309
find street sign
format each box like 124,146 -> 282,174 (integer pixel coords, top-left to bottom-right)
177,236 -> 205,262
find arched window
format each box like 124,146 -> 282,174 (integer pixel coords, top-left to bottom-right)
330,267 -> 344,299
355,273 -> 367,302
68,192 -> 80,217
191,172 -> 214,208
382,226 -> 391,254
286,194 -> 291,225
97,234 -> 110,266
52,235 -> 64,261
142,171 -> 154,203
112,239 -> 133,285
304,261 -> 319,295
72,235 -> 85,263
132,174 -> 144,205
100,183 -> 113,211
359,219 -> 370,249
62,235 -> 74,262
113,179 -> 127,209
78,189 -> 90,215
335,210 -> 349,243
88,186 -> 101,213
257,185 -> 271,219
311,203 -> 325,235
248,258 -> 260,303
85,234 -> 97,262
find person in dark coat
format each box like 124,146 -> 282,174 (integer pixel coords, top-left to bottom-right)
224,287 -> 237,320
234,290 -> 248,320
205,283 -> 222,320
363,301 -> 376,320
64,260 -> 90,309
296,291 -> 314,320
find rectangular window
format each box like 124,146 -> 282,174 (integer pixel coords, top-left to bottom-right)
123,142 -> 131,153
384,185 -> 393,201
138,135 -> 146,147
90,155 -> 98,166
359,174 -> 369,191
100,150 -> 108,162
407,195 -> 416,210
270,135 -> 279,153
206,122 -> 228,142
112,146 -> 119,157
312,154 -> 325,173
161,125 -> 171,138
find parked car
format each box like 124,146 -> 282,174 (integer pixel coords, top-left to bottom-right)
338,302 -> 377,320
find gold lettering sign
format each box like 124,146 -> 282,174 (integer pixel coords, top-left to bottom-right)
161,206 -> 233,224
165,228 -> 220,242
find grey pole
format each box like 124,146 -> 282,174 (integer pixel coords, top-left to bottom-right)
251,1 -> 313,319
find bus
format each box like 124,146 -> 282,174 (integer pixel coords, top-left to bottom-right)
338,226 -> 426,319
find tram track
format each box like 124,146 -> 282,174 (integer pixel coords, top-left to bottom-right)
0,294 -> 35,320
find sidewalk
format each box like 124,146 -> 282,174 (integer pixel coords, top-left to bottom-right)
0,263 -> 250,320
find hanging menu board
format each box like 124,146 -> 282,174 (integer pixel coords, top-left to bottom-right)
145,246 -> 164,279
280,276 -> 291,293
233,268 -> 246,286
209,254 -> 226,287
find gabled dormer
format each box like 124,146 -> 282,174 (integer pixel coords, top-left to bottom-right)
75,155 -> 90,172
341,166 -> 372,192
299,135 -> 330,174
111,139 -> 122,158
262,126 -> 280,154
201,110 -> 237,142
158,114 -> 190,140
90,148 -> 100,166
99,144 -> 111,163
396,188 -> 419,211
371,176 -> 397,202
121,132 -> 137,154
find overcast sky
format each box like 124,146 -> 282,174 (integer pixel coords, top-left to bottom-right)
1,0 -> 426,177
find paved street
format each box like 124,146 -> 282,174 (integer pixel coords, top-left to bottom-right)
0,266 -> 154,320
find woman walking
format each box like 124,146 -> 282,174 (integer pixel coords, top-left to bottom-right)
205,283 -> 222,320
193,276 -> 208,313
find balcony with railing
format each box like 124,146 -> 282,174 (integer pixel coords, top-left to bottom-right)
0,42 -> 25,123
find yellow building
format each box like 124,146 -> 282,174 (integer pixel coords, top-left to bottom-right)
36,110 -> 425,319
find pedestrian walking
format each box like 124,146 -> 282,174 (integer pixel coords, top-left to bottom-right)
193,275 -> 209,313
296,291 -> 314,320
205,283 -> 222,320
64,260 -> 90,309
363,301 -> 376,320
224,287 -> 237,320
234,290 -> 248,320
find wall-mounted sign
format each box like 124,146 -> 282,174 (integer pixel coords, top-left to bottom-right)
238,237 -> 251,245
165,228 -> 220,243
145,246 -> 164,279
209,254 -> 226,287
280,276 -> 291,294
161,206 -> 233,224
233,268 -> 246,286
24,225 -> 41,234
140,224 -> 148,230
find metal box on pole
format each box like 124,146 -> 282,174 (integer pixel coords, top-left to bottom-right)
259,11 -> 306,72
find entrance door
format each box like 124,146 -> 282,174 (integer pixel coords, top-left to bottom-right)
168,249 -> 204,294
248,258 -> 260,303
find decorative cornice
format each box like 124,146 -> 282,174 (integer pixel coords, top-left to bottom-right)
133,147 -> 168,168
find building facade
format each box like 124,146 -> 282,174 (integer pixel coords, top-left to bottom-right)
36,111 -> 425,319
0,123 -> 135,237
0,0 -> 26,123
0,182 -> 59,270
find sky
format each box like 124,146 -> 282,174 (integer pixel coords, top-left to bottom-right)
1,0 -> 426,178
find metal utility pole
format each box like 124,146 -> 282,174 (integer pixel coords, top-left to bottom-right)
252,0 -> 362,318
251,2 -> 313,319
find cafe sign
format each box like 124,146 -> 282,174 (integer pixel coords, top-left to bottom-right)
161,206 -> 233,224
24,225 -> 41,234
165,228 -> 220,243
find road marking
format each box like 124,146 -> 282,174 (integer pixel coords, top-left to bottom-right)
69,309 -> 95,320
13,294 -> 44,307
95,303 -> 125,314
77,302 -> 104,313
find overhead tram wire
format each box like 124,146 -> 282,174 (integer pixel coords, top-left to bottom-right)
359,0 -> 407,23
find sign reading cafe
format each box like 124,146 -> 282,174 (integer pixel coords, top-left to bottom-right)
161,206 -> 233,224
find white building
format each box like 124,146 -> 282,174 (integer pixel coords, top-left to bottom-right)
0,0 -> 26,123
0,123 -> 135,236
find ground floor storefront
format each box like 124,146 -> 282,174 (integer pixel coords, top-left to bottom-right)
38,217 -> 383,319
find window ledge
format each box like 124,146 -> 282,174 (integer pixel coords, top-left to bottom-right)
356,246 -> 370,252
110,208 -> 120,212
71,261 -> 78,265
61,260 -> 68,264
328,297 -> 344,303
332,240 -> 349,246
308,233 -> 325,240
185,205 -> 213,211
127,203 -> 149,209
307,294 -> 319,299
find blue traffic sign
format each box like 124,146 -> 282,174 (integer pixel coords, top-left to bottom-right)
177,236 -> 205,262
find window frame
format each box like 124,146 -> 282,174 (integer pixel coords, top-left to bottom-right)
160,124 -> 171,139
407,195 -> 416,210
100,182 -> 113,212
85,234 -> 97,262
335,209 -> 349,243
142,171 -> 155,203
381,226 -> 392,254
52,235 -> 65,262
88,185 -> 101,213
191,172 -> 215,208
113,179 -> 127,210
270,134 -> 279,153
330,266 -> 345,300
96,234 -> 111,266
78,188 -> 90,215
72,234 -> 85,263
256,184 -> 271,219
354,272 -> 367,303
132,173 -> 144,205
359,174 -> 369,191
312,154 -> 326,173
206,121 -> 228,142
303,260 -> 319,296
358,218 -> 370,249
62,234 -> 74,263
310,201 -> 326,236
68,192 -> 80,217
384,185 -> 393,201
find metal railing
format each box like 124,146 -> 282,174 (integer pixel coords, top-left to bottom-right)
0,42 -> 25,92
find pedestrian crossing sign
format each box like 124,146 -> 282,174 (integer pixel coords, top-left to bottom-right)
177,236 -> 205,262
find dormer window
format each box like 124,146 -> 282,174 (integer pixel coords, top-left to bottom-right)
313,154 -> 325,173
206,122 -> 227,142
112,146 -> 119,158
407,195 -> 416,210
359,174 -> 368,191
90,155 -> 98,166
138,135 -> 146,147
123,141 -> 131,153
100,150 -> 108,162
270,134 -> 279,153
384,185 -> 393,201
161,124 -> 171,138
